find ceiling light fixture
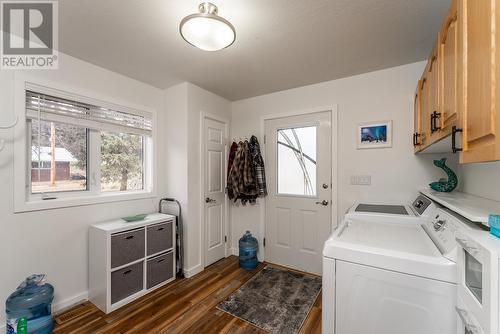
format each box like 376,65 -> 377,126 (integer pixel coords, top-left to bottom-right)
179,2 -> 236,51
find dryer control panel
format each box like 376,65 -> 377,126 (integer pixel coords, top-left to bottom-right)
423,208 -> 461,262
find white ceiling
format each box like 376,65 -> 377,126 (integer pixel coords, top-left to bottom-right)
59,0 -> 450,101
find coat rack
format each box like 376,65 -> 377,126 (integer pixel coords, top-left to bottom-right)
0,116 -> 18,152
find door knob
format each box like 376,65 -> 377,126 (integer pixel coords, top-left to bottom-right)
205,197 -> 216,203
315,200 -> 329,206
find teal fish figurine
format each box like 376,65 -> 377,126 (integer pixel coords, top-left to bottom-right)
429,158 -> 458,192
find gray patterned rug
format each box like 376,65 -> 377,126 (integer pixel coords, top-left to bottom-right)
217,266 -> 322,333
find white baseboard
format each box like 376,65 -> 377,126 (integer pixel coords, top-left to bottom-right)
230,247 -> 239,256
0,291 -> 88,332
183,264 -> 203,278
53,291 -> 89,314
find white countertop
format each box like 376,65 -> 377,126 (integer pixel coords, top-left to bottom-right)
420,189 -> 500,224
92,213 -> 176,232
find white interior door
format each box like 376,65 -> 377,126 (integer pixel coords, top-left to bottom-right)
265,111 -> 333,274
204,117 -> 227,267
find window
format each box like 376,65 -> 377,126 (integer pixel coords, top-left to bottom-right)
100,131 -> 144,192
277,126 -> 317,196
30,119 -> 88,193
24,88 -> 153,206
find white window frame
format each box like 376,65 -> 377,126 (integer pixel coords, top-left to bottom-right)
13,78 -> 157,213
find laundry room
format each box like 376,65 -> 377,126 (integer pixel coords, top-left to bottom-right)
1,1 -> 500,334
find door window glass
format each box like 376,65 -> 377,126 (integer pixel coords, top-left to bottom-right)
277,126 -> 317,196
465,250 -> 482,304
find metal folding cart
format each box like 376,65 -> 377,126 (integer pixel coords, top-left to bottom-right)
159,198 -> 184,278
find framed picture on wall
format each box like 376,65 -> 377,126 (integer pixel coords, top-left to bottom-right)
357,120 -> 392,149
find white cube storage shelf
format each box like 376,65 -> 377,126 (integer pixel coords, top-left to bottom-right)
89,213 -> 176,313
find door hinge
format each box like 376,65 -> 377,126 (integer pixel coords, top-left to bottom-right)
225,235 -> 227,243
263,238 -> 266,247
263,135 -> 266,144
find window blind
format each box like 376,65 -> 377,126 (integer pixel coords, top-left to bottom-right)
26,90 -> 153,136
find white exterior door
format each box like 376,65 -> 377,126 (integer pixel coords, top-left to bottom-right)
204,117 -> 227,267
265,111 -> 332,274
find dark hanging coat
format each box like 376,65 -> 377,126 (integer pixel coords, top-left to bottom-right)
227,137 -> 267,204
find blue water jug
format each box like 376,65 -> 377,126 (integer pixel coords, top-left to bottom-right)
6,275 -> 55,334
239,231 -> 258,270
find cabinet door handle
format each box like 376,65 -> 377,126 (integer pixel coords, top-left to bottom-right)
431,111 -> 441,133
157,258 -> 165,263
157,227 -> 164,231
123,270 -> 132,275
413,133 -> 421,146
125,235 -> 134,240
452,126 -> 463,153
435,111 -> 441,131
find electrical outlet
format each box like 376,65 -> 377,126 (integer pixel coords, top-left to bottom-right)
350,175 -> 372,185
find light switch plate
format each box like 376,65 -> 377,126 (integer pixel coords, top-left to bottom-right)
350,175 -> 372,185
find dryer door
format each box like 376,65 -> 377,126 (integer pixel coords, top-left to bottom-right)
335,260 -> 456,334
456,296 -> 484,334
456,232 -> 498,334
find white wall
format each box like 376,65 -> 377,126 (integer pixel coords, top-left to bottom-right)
230,61 -> 455,256
163,82 -> 231,276
0,53 -> 165,323
458,161 -> 500,202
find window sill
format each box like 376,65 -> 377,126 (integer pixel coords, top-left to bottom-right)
14,190 -> 156,213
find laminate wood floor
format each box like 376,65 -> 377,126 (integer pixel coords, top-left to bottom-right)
53,256 -> 322,334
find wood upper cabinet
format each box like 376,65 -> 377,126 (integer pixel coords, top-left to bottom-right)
412,0 -> 500,163
427,46 -> 441,143
413,81 -> 423,151
439,0 -> 459,135
459,0 -> 500,163
415,48 -> 438,151
420,74 -> 431,149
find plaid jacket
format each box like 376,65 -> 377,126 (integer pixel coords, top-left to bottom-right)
226,142 -> 238,200
227,138 -> 267,204
249,136 -> 267,197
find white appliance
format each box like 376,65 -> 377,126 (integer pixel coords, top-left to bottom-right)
324,190 -> 500,334
420,189 -> 500,334
345,194 -> 435,221
323,209 -> 456,334
455,224 -> 500,334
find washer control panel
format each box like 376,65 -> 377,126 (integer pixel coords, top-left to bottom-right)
412,195 -> 433,216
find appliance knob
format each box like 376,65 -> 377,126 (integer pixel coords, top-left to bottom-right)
433,219 -> 446,231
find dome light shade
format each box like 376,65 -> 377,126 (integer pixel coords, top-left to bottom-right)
180,2 -> 236,51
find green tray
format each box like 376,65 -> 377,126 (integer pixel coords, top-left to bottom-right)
122,214 -> 148,222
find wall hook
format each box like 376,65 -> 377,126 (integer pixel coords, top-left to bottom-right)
0,116 -> 18,129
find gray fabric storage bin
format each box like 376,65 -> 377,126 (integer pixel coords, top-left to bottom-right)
147,251 -> 174,289
111,261 -> 144,304
147,221 -> 173,256
111,228 -> 145,268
